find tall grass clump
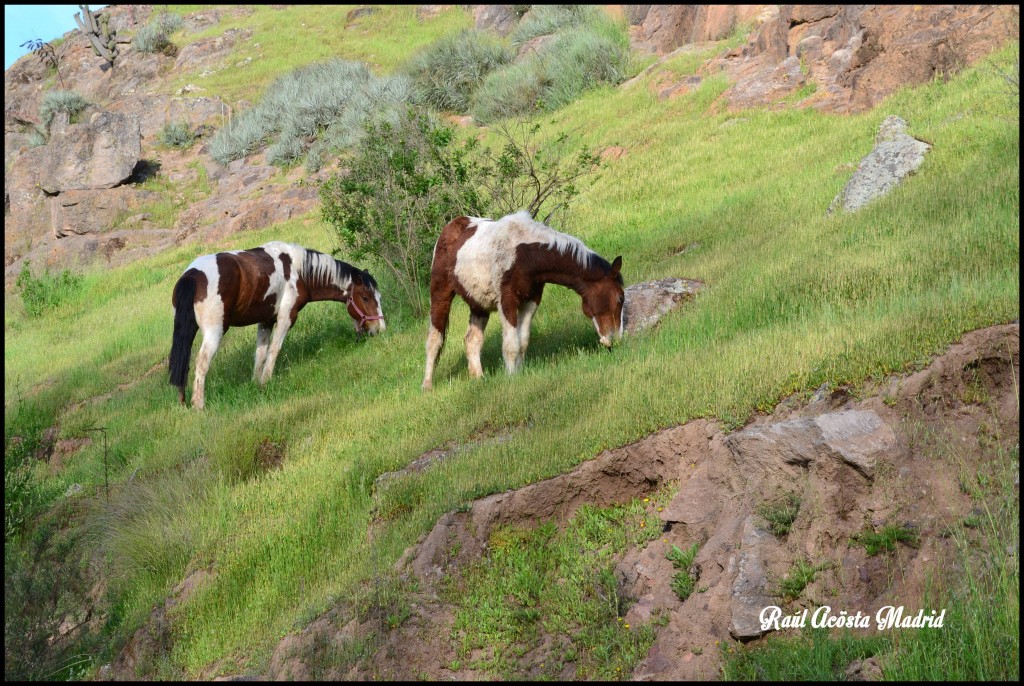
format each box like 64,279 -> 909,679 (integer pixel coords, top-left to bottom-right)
133,11 -> 183,54
406,29 -> 514,112
157,120 -> 197,149
15,261 -> 83,317
208,59 -> 412,167
511,4 -> 604,48
38,89 -> 88,129
472,11 -> 631,122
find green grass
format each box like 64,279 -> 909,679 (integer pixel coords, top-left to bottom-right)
3,36 -> 1019,679
443,499 -> 661,679
757,493 -> 802,537
852,525 -> 920,556
776,559 -> 823,602
667,542 -> 700,602
165,6 -> 472,104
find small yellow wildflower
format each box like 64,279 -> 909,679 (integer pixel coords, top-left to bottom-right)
624,623 -> 631,629
643,497 -> 650,502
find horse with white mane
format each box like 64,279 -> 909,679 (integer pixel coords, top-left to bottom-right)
423,210 -> 624,389
169,241 -> 384,409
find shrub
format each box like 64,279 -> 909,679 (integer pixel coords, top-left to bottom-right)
209,59 -> 413,167
511,4 -> 604,48
667,542 -> 700,602
406,29 -> 514,112
27,128 -> 47,147
38,89 -> 88,129
320,114 -> 601,315
133,11 -> 183,54
472,14 -> 631,123
15,261 -> 83,317
156,120 -> 196,149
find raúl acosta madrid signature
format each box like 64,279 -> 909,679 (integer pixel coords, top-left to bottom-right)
759,605 -> 947,632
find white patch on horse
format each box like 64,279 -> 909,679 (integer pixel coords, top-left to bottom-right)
186,254 -> 223,330
454,211 -> 594,311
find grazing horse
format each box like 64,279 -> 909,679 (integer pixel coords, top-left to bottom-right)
422,210 -> 624,390
169,241 -> 385,409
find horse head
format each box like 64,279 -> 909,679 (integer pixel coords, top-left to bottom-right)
348,270 -> 385,336
581,255 -> 624,348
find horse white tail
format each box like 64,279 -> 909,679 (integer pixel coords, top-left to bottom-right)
169,275 -> 199,401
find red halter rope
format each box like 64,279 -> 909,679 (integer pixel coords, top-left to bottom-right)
346,295 -> 383,329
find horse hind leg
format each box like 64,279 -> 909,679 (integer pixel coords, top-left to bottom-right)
465,310 -> 489,379
254,322 -> 273,381
192,325 -> 224,410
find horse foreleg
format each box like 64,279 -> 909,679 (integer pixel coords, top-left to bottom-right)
465,310 -> 489,379
259,319 -> 292,385
192,326 -> 224,410
253,322 -> 273,381
500,312 -> 521,375
422,289 -> 454,391
515,300 -> 539,370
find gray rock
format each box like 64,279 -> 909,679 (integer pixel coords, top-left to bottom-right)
829,115 -> 931,214
729,516 -> 778,639
473,5 -> 519,36
726,409 -> 897,479
38,111 -> 141,193
623,277 -> 703,334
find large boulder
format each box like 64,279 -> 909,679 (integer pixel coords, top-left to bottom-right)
707,5 -> 1020,113
49,187 -> 161,238
38,111 -> 141,193
828,115 -> 931,214
632,5 -> 773,55
472,5 -> 519,36
623,277 -> 704,334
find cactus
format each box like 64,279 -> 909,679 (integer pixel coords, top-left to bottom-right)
74,5 -> 120,70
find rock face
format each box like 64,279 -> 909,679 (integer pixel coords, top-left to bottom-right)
631,5 -> 773,55
706,5 -> 1019,113
829,115 -> 931,214
472,5 -> 520,36
623,277 -> 704,334
38,111 -> 141,193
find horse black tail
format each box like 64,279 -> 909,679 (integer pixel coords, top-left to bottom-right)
169,275 -> 199,400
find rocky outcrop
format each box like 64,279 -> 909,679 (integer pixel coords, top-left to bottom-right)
829,115 -> 931,213
705,5 -> 1019,113
472,5 -> 520,36
631,5 -> 773,55
623,277 -> 704,334
37,111 -> 141,193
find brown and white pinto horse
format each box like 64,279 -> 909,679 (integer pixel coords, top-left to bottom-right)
169,241 -> 384,409
422,210 -> 624,390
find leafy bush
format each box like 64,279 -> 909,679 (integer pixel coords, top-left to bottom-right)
511,4 -> 603,48
38,89 -> 88,129
320,114 -> 601,315
472,14 -> 631,122
156,120 -> 196,149
15,261 -> 83,317
133,11 -> 183,54
209,59 -> 412,167
406,29 -> 514,112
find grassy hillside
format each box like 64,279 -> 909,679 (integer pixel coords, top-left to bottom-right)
4,7 -> 1018,678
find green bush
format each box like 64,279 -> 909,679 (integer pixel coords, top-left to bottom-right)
156,120 -> 196,149
38,89 -> 88,130
511,4 -> 603,48
15,261 -> 83,317
472,14 -> 631,122
133,12 -> 183,54
209,59 -> 412,167
406,29 -> 514,112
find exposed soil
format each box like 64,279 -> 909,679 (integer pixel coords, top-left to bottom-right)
108,323 -> 1020,681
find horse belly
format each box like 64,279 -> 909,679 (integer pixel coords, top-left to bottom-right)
225,295 -> 277,327
453,235 -> 507,311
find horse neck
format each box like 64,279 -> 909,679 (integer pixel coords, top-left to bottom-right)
304,279 -> 350,302
519,243 -> 602,296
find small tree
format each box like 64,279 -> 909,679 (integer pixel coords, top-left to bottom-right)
20,39 -> 64,87
320,110 -> 601,316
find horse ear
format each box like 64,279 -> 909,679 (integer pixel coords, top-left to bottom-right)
611,256 -> 622,275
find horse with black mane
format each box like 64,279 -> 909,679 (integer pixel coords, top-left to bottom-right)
423,210 -> 624,390
169,241 -> 384,409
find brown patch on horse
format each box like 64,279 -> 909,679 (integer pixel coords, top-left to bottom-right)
172,268 -> 208,307
217,248 -> 277,326
279,253 -> 291,282
430,216 -> 485,327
